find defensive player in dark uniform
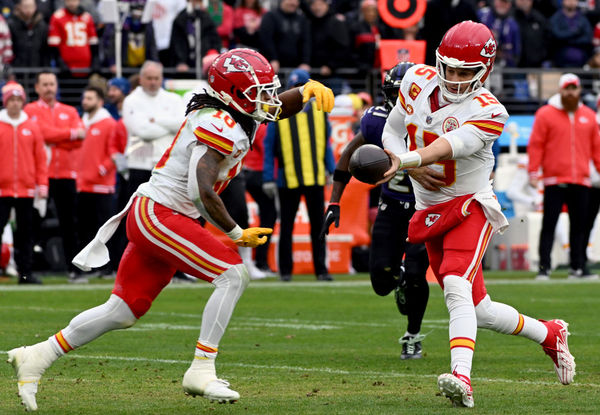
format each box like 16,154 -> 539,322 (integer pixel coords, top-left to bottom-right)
321,62 -> 446,359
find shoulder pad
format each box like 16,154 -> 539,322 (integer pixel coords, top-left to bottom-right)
191,108 -> 248,155
468,90 -> 509,123
398,64 -> 437,111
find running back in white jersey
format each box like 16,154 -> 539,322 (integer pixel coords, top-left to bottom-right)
137,107 -> 257,218
395,64 -> 508,209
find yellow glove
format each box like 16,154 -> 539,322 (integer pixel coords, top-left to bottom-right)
234,227 -> 273,248
302,79 -> 335,113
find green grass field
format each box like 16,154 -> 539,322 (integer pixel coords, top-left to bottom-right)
1,272 -> 599,414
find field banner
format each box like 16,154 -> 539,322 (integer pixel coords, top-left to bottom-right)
329,114 -> 357,161
204,179 -> 372,275
380,39 -> 426,71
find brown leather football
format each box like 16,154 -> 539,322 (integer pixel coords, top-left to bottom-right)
348,144 -> 391,185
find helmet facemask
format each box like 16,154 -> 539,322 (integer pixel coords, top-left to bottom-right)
436,51 -> 488,103
243,75 -> 282,122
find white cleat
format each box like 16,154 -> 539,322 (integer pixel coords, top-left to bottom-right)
182,368 -> 240,403
7,346 -> 51,411
246,263 -> 268,280
437,373 -> 474,408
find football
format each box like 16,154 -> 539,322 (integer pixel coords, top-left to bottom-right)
348,144 -> 392,185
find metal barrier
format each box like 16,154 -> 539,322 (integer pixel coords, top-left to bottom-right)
8,66 -> 600,113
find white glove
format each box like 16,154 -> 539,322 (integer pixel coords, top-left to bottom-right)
34,197 -> 47,217
33,185 -> 48,217
262,181 -> 277,199
112,153 -> 128,173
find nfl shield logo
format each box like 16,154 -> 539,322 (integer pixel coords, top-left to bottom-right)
426,115 -> 432,124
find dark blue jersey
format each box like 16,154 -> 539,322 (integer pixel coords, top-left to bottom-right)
360,106 -> 415,202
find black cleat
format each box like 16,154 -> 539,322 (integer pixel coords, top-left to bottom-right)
399,334 -> 425,360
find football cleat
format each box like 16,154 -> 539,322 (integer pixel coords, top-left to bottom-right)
535,269 -> 550,281
399,334 -> 425,360
7,344 -> 55,411
246,262 -> 268,280
437,372 -> 474,408
182,368 -> 239,403
540,319 -> 576,385
567,269 -> 599,280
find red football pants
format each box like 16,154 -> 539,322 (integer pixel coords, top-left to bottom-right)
425,202 -> 493,306
112,196 -> 242,318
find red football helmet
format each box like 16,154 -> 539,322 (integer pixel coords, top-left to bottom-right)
435,21 -> 497,102
207,48 -> 282,122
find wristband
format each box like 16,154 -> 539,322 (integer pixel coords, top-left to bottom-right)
328,202 -> 340,207
333,168 -> 352,184
399,151 -> 422,168
225,225 -> 243,241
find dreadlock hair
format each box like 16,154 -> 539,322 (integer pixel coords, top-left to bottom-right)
186,92 -> 257,139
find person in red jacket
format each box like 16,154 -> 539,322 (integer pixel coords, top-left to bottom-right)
24,71 -> 85,283
76,85 -> 118,278
0,82 -> 48,284
527,73 -> 600,280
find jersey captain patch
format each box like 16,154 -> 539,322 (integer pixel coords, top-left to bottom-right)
409,83 -> 422,100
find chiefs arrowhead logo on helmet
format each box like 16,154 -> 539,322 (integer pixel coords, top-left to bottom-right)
480,38 -> 496,59
223,55 -> 251,73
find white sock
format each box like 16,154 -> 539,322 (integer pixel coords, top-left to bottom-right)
60,294 -> 137,349
444,275 -> 476,380
475,295 -> 547,343
199,264 -> 249,347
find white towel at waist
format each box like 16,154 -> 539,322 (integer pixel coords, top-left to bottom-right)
474,186 -> 509,234
72,194 -> 137,271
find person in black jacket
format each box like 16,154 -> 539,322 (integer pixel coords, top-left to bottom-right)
258,0 -> 311,73
514,0 -> 550,67
170,0 -> 222,74
420,0 -> 478,66
346,0 -> 403,73
8,0 -> 49,69
101,1 -> 158,70
307,0 -> 351,76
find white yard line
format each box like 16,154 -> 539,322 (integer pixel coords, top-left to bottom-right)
0,304 -> 448,329
1,278 -> 598,292
2,351 -> 597,388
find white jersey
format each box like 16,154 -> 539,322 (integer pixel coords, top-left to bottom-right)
383,64 -> 508,210
137,107 -> 256,218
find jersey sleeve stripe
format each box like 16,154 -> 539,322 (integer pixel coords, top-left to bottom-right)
464,120 -> 504,136
397,90 -> 409,112
193,127 -> 234,154
48,36 -> 61,45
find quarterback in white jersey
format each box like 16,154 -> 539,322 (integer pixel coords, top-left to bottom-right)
385,63 -> 508,212
380,21 -> 575,408
7,49 -> 335,411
